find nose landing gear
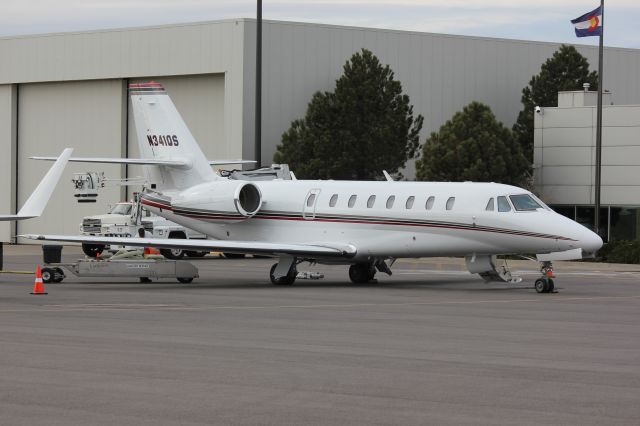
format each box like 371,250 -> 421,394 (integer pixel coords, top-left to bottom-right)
535,261 -> 557,293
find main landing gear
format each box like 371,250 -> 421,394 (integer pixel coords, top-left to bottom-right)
348,260 -> 393,284
270,256 -> 298,285
534,261 -> 557,294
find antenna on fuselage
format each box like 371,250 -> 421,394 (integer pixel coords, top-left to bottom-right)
382,170 -> 394,182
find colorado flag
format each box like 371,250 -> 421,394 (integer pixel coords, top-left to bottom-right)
571,6 -> 602,37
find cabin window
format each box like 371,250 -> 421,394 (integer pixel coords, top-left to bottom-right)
497,196 -> 511,212
509,194 -> 543,211
406,196 -> 415,209
306,193 -> 316,207
386,196 -> 395,209
329,194 -> 338,207
367,195 -> 376,208
348,195 -> 357,208
446,197 -> 455,210
425,196 -> 435,210
486,198 -> 495,211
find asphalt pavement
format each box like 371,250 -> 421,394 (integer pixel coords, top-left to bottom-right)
1,245 -> 639,425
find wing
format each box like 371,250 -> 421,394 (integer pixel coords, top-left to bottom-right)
20,234 -> 357,258
30,156 -> 190,167
0,148 -> 73,221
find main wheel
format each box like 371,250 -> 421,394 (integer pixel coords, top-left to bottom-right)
270,263 -> 297,285
177,277 -> 194,284
82,243 -> 104,258
186,251 -> 207,258
224,253 -> 246,259
53,267 -> 65,283
349,264 -> 376,284
160,248 -> 185,260
41,268 -> 54,284
535,278 -> 549,293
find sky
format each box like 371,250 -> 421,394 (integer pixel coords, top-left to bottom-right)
2,0 -> 639,48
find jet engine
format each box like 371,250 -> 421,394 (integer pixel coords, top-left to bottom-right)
172,180 -> 262,222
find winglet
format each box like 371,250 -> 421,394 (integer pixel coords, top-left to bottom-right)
16,148 -> 73,218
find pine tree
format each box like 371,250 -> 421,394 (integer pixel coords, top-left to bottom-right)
513,45 -> 598,160
416,102 -> 529,186
274,49 -> 423,180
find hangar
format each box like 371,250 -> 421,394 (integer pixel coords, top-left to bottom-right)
1,18 -> 640,242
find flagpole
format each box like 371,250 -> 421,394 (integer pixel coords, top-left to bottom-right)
594,0 -> 604,236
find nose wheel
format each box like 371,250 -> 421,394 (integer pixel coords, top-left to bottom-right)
535,261 -> 557,293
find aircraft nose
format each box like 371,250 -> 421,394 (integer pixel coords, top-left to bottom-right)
578,228 -> 603,258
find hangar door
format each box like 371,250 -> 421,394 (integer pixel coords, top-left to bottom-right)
17,80 -> 125,242
127,74 -> 226,184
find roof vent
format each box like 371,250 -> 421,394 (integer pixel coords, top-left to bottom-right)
583,83 -> 590,92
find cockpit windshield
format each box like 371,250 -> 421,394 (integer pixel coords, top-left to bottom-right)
109,204 -> 133,215
509,194 -> 542,211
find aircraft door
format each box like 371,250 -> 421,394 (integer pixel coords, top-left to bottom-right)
302,189 -> 321,220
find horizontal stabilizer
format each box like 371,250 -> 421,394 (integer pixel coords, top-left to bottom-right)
536,248 -> 583,261
32,156 -> 256,167
31,156 -> 190,167
20,234 -> 358,258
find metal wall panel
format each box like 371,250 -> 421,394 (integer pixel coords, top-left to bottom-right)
542,166 -> 592,186
127,74 -> 227,181
535,104 -> 640,205
603,187 -> 640,205
0,21 -> 246,155
244,20 -> 640,177
0,85 -> 16,242
603,105 -> 640,127
542,185 -> 592,205
17,80 -> 124,242
540,127 -> 593,148
602,126 -> 640,146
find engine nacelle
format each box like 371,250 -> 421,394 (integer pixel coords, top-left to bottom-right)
172,180 -> 262,222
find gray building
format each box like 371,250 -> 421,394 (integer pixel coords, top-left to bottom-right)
534,90 -> 640,241
1,18 -> 640,242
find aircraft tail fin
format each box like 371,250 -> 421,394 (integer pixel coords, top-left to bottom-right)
129,82 -> 218,190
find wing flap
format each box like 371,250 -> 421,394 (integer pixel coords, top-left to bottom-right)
20,235 -> 357,258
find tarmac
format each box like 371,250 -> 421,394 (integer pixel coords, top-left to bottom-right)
1,245 -> 639,425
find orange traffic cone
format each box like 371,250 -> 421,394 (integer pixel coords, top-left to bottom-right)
31,265 -> 48,295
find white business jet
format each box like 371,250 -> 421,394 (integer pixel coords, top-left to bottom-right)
24,83 -> 602,292
0,148 -> 72,221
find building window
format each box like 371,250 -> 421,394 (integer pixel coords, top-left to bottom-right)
406,196 -> 415,209
306,193 -> 316,207
577,206 -> 608,239
551,205 -> 576,220
367,195 -> 376,208
446,197 -> 455,210
386,196 -> 395,209
497,196 -> 511,212
610,207 -> 638,241
486,198 -> 494,211
329,194 -> 338,207
425,196 -> 435,210
348,195 -> 357,208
